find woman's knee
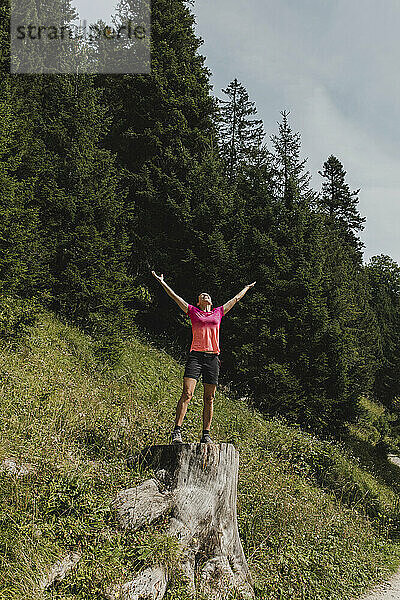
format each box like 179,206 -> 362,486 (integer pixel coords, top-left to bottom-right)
182,388 -> 194,402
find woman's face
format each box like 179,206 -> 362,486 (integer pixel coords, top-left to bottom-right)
197,292 -> 212,308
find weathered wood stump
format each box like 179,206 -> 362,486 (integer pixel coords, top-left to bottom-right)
106,443 -> 254,600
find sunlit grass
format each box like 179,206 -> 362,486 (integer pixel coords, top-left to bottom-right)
1,307 -> 400,599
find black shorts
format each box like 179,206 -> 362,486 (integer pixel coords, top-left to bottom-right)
183,351 -> 221,385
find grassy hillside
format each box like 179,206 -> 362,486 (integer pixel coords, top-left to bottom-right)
1,307 -> 400,599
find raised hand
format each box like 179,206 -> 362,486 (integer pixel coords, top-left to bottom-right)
246,281 -> 256,288
151,270 -> 164,283
151,271 -> 188,313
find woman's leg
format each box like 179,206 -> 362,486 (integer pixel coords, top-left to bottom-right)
202,354 -> 219,431
203,383 -> 216,431
174,377 -> 197,428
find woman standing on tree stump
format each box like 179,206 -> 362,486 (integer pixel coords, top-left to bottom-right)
151,271 -> 256,444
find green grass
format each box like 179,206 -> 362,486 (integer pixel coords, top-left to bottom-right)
1,308 -> 400,599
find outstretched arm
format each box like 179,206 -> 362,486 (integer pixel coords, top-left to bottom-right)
151,271 -> 189,314
223,282 -> 256,315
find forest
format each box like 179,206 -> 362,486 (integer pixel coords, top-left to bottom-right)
1,0 -> 400,445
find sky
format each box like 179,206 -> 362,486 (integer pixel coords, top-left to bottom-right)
70,0 -> 400,264
70,0 -> 113,24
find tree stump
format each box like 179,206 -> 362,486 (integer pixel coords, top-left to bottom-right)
106,443 -> 254,600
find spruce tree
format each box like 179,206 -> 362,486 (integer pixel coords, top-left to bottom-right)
219,114 -> 375,435
365,254 -> 400,409
270,110 -> 316,207
95,0 -> 226,344
3,70 -> 137,364
0,77 -> 49,300
317,155 -> 366,257
41,75 -> 135,335
319,227 -> 378,419
217,78 -> 264,180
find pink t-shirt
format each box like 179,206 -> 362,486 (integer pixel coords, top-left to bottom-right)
187,304 -> 224,354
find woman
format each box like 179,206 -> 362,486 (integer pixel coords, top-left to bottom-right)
151,271 -> 256,444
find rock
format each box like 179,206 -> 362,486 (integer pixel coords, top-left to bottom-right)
0,458 -> 35,477
39,551 -> 82,590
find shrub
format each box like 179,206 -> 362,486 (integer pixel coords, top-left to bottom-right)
0,295 -> 42,345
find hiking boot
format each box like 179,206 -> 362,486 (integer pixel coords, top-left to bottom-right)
170,429 -> 183,444
200,432 -> 213,444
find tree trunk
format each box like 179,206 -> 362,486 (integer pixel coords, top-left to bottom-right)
106,443 -> 254,600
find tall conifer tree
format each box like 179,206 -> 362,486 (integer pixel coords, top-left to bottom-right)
271,110 -> 317,208
317,155 -> 366,258
365,254 -> 400,408
0,77 -> 49,299
96,0 -> 228,342
217,78 -> 264,180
